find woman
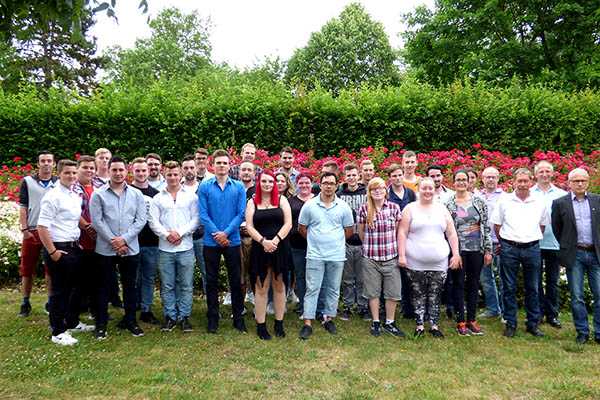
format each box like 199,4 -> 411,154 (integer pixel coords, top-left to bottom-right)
287,173 -> 314,316
245,171 -> 292,340
275,171 -> 296,198
398,177 -> 462,338
445,170 -> 492,335
358,178 -> 404,337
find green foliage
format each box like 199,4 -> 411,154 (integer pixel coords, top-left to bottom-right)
285,2 -> 400,94
402,0 -> 600,90
0,78 -> 599,164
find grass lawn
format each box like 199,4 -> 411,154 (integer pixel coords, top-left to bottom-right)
0,289 -> 599,400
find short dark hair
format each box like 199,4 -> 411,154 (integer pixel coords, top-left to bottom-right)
57,159 -> 77,174
343,163 -> 359,172
386,163 -> 403,176
195,148 -> 209,156
38,150 -> 54,161
212,149 -> 231,161
109,156 -> 127,168
145,153 -> 162,163
181,154 -> 195,163
426,165 -> 444,175
280,146 -> 294,155
319,171 -> 339,184
77,155 -> 95,166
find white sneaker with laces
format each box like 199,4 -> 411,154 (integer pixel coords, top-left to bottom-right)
69,322 -> 95,333
51,332 -> 78,346
222,292 -> 232,305
266,302 -> 275,315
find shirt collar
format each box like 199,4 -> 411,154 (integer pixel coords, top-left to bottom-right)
510,191 -> 536,203
571,192 -> 588,201
316,194 -> 339,207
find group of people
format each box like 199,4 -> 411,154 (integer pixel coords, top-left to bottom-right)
16,144 -> 600,346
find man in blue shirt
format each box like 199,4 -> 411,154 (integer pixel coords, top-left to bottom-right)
199,149 -> 247,334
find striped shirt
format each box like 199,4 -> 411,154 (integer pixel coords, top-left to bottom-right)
358,200 -> 402,261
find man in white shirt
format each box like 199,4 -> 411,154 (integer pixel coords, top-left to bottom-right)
149,161 -> 199,333
427,165 -> 454,204
37,159 -> 90,346
491,167 -> 550,338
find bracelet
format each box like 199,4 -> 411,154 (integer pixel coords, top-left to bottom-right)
276,233 -> 283,241
48,249 -> 57,256
21,228 -> 28,232
260,237 -> 265,244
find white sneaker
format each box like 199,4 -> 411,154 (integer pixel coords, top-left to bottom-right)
266,302 -> 275,315
51,332 -> 78,346
245,291 -> 255,305
222,292 -> 232,305
288,290 -> 299,304
69,322 -> 95,333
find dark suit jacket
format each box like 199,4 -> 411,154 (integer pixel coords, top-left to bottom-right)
551,192 -> 600,268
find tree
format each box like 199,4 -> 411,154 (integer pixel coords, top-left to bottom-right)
106,7 -> 212,85
285,3 -> 400,94
401,0 -> 600,89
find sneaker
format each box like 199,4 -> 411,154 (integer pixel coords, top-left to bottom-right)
467,320 -> 484,335
117,320 -> 144,337
383,322 -> 406,338
69,322 -> 95,333
370,321 -> 382,337
456,322 -> 470,336
503,325 -> 516,338
140,311 -> 161,325
95,328 -> 107,340
414,327 -> 425,338
161,317 -> 177,332
266,302 -> 275,315
339,308 -> 351,321
18,302 -> 31,317
51,332 -> 78,346
525,325 -> 545,337
322,319 -> 337,335
576,333 -> 589,345
299,325 -> 313,340
180,317 -> 193,333
222,292 -> 232,305
429,328 -> 445,338
207,319 -> 218,334
288,290 -> 299,304
245,291 -> 255,305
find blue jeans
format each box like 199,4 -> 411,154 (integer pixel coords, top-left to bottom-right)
137,246 -> 159,313
193,238 -> 207,294
158,249 -> 195,320
500,241 -> 542,329
480,253 -> 502,316
567,249 -> 600,337
303,259 -> 344,319
539,249 -> 560,319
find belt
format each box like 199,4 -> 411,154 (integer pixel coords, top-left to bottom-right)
577,244 -> 595,252
53,241 -> 79,248
501,239 -> 538,249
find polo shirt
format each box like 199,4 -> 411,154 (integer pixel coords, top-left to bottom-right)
531,184 -> 567,250
490,191 -> 550,243
37,183 -> 82,242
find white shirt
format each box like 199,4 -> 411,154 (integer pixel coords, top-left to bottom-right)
148,175 -> 167,191
37,183 -> 82,242
182,181 -> 199,194
148,186 -> 199,252
490,191 -> 550,243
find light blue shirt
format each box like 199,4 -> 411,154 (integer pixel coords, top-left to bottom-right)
298,195 -> 354,261
478,187 -> 504,244
572,193 -> 593,246
532,184 -> 567,250
90,184 -> 147,256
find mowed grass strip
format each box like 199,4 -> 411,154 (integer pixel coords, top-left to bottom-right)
1,290 -> 599,400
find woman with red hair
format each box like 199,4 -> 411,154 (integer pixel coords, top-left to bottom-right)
245,171 -> 292,340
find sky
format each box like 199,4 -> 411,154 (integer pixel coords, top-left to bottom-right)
90,0 -> 435,69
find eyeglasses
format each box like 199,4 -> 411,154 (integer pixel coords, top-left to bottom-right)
321,182 -> 337,186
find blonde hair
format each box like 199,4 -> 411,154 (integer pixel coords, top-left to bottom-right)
366,177 -> 387,228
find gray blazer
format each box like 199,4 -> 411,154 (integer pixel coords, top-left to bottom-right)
551,193 -> 600,268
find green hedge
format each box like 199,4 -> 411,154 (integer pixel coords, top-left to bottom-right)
1,78 -> 599,163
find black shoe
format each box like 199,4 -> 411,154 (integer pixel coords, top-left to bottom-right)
207,319 -> 218,334
274,320 -> 285,338
370,321 -> 381,337
299,325 -> 313,340
339,308 -> 351,321
140,311 -> 161,325
546,317 -> 562,329
576,333 -> 589,345
18,302 -> 31,317
256,322 -> 272,340
180,317 -> 193,333
383,322 -> 406,338
429,328 -> 444,338
233,318 -> 247,333
503,325 -> 516,338
322,319 -> 337,335
161,317 -> 177,332
95,327 -> 107,340
117,320 -> 144,337
414,327 -> 425,338
358,308 -> 372,321
316,312 -> 324,322
526,325 -> 545,337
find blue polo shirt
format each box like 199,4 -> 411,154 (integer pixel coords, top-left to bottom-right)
198,176 -> 246,247
298,195 -> 354,261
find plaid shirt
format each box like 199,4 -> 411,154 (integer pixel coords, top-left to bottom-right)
358,200 -> 402,261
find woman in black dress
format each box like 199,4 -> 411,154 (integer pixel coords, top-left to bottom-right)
245,171 -> 292,340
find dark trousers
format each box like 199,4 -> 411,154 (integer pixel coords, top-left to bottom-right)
45,243 -> 83,336
109,263 -> 121,305
451,251 -> 484,323
400,267 -> 414,317
97,254 -> 139,328
539,249 -> 561,319
203,245 -> 244,323
79,250 -> 99,316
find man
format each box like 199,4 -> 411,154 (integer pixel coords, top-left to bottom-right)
491,168 -> 549,338
146,153 -> 166,191
193,149 -> 214,294
531,160 -> 567,328
402,151 -> 420,192
386,164 -> 416,318
336,163 -> 368,320
130,157 -> 161,325
298,172 -> 354,340
37,160 -> 89,345
90,156 -> 147,339
149,161 -> 199,332
427,165 -> 454,203
277,146 -> 300,186
552,168 -> 600,344
312,160 -> 339,195
359,159 -> 376,186
199,149 -> 247,334
194,148 -> 215,182
478,167 -> 504,319
93,148 -> 111,186
17,150 -> 57,317
239,161 -> 257,305
230,143 -> 262,181
181,155 -> 199,193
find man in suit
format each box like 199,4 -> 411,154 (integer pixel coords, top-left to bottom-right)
552,168 -> 600,344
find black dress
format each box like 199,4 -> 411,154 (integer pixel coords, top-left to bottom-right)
250,202 -> 290,288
